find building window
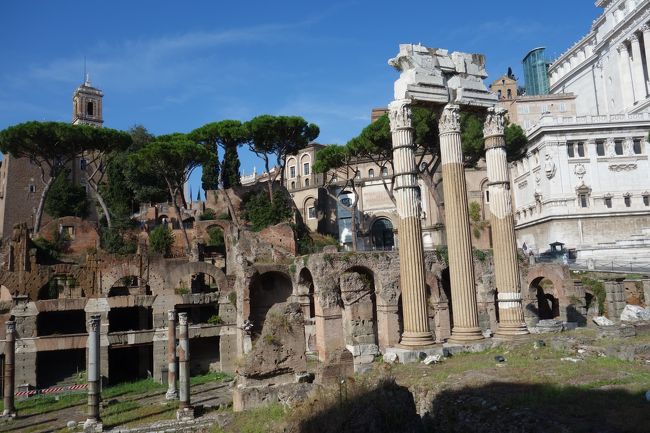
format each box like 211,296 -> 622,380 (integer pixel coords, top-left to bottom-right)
624,195 -> 631,207
80,159 -> 87,170
308,206 -> 316,219
355,170 -> 360,179
604,196 -> 612,208
304,178 -> 310,187
579,193 -> 588,208
291,181 -> 295,189
596,141 -> 605,156
559,102 -> 567,112
507,89 -> 512,99
61,225 -> 75,240
87,101 -> 94,116
303,162 -> 310,176
497,90 -> 502,99
485,190 -> 490,203
290,166 -> 296,178
643,195 -> 650,206
577,142 -> 585,157
615,140 -> 623,155
567,143 -> 575,158
28,184 -> 35,193
368,169 -> 375,178
381,167 -> 388,177
633,139 -> 642,154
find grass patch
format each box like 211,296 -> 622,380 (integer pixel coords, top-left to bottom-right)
103,378 -> 166,399
103,401 -> 178,428
190,371 -> 232,386
214,403 -> 286,433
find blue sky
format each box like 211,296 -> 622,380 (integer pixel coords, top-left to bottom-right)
0,1 -> 600,196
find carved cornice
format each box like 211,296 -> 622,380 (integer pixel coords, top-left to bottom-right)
388,99 -> 412,132
483,106 -> 507,138
438,104 -> 461,134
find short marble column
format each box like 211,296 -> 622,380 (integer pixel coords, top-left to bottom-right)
439,104 -> 484,343
641,25 -> 650,84
483,108 -> 529,338
388,99 -> 434,347
2,321 -> 16,417
176,313 -> 193,419
84,315 -> 102,432
630,34 -> 647,101
618,43 -> 635,106
165,310 -> 177,400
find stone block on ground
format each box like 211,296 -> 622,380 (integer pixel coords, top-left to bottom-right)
422,354 -> 442,365
593,316 -> 615,327
233,382 -> 318,412
383,352 -> 398,364
534,319 -> 564,333
597,324 -> 636,339
315,348 -> 354,384
620,305 -> 650,322
384,346 -> 445,364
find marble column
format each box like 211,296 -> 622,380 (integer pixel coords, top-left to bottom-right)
630,34 -> 647,101
84,315 -> 102,431
388,99 -> 434,347
618,43 -> 635,107
165,310 -> 177,400
2,321 -> 15,417
176,312 -> 193,419
439,104 -> 484,343
641,25 -> 650,85
483,107 -> 529,338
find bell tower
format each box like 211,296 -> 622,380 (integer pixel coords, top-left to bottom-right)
72,74 -> 103,127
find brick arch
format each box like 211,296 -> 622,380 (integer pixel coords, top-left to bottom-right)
101,263 -> 164,296
525,264 -> 570,300
164,261 -> 227,292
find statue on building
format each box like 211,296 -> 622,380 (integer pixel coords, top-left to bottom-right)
544,154 -> 556,179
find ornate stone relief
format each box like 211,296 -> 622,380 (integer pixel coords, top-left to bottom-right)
574,163 -> 586,179
483,106 -> 506,137
544,154 -> 556,179
388,99 -> 412,131
606,138 -> 616,156
438,104 -> 461,134
535,173 -> 541,185
608,163 -> 638,172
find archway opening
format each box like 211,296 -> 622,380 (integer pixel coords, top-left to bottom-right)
298,268 -> 315,319
371,218 -> 394,251
249,271 -> 293,337
38,275 -> 83,300
108,276 -> 146,297
531,277 -> 559,320
190,272 -> 219,294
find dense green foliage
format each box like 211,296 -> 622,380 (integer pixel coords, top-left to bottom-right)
242,190 -> 293,231
148,225 -> 174,256
504,122 -> 528,161
199,208 -> 217,221
207,226 -> 225,248
44,168 -> 89,218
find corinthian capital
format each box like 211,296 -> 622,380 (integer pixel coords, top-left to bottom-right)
388,99 -> 412,131
5,320 -> 15,334
483,106 -> 507,137
641,24 -> 650,33
168,310 -> 176,321
178,312 -> 188,326
629,33 -> 639,43
88,314 -> 101,332
438,104 -> 461,134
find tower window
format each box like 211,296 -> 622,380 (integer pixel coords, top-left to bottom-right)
87,101 -> 94,116
28,184 -> 36,193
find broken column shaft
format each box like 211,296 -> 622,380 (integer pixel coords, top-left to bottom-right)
3,320 -> 15,417
483,107 -> 529,337
439,104 -> 484,343
85,314 -> 102,429
389,99 -> 434,347
166,310 -> 177,399
177,312 -> 191,413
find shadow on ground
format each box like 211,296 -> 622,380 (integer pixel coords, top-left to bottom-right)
287,379 -> 649,433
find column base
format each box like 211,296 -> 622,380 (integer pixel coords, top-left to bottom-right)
165,389 -> 178,400
83,419 -> 103,433
1,410 -> 16,419
448,327 -> 484,344
177,406 -> 195,421
399,331 -> 435,347
494,323 -> 529,339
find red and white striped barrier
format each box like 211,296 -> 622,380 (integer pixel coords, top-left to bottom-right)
15,383 -> 87,397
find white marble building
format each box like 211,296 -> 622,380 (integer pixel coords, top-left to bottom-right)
513,0 -> 650,266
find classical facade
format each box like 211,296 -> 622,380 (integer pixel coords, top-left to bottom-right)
511,0 -> 650,265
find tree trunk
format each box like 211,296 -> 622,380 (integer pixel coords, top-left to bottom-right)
169,186 -> 191,253
88,182 -> 112,229
263,157 -> 274,203
350,201 -> 358,252
222,189 -> 240,229
33,177 -> 55,234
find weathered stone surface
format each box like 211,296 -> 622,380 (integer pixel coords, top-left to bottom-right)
422,354 -> 442,365
597,325 -> 636,339
383,352 -> 398,363
620,305 -> 650,322
534,319 -> 564,333
240,302 -> 306,380
233,382 -> 318,412
315,348 -> 354,384
593,316 -> 615,327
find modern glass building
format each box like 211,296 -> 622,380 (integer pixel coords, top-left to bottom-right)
522,47 -> 550,95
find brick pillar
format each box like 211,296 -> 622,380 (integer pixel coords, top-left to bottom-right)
3,321 -> 15,417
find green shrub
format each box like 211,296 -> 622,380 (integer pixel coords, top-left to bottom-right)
434,246 -> 448,264
228,291 -> 237,307
45,168 -> 89,219
581,276 -> 606,315
242,190 -> 293,231
199,209 -> 216,221
101,227 -> 138,255
208,314 -> 223,325
149,225 -> 174,256
217,212 -> 231,220
468,201 -> 481,223
207,227 -> 225,248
